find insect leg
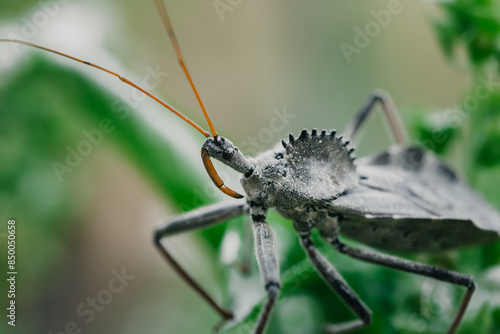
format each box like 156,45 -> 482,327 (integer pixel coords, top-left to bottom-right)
342,90 -> 408,144
154,201 -> 249,321
299,234 -> 372,333
331,237 -> 474,334
251,208 -> 281,334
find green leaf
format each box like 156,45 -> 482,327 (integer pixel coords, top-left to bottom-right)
435,0 -> 500,68
0,54 -> 223,333
410,109 -> 459,155
432,20 -> 459,59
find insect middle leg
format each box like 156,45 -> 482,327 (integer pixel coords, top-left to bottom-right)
154,201 -> 249,322
299,234 -> 372,333
331,237 -> 475,334
342,90 -> 408,144
251,206 -> 281,334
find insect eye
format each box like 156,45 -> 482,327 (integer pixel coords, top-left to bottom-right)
222,148 -> 234,160
274,152 -> 284,160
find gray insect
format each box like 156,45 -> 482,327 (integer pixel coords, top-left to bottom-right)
156,91 -> 500,334
3,1 -> 499,333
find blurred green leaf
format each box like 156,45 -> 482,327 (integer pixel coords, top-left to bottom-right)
0,54 -> 225,333
410,109 -> 460,154
432,20 -> 459,58
435,0 -> 500,68
467,89 -> 500,168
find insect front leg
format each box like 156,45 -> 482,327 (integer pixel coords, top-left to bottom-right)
251,206 -> 281,334
298,234 -> 372,333
154,201 -> 249,323
331,237 -> 475,334
342,90 -> 408,144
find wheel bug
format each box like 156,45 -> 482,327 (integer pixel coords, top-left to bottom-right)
2,1 -> 500,334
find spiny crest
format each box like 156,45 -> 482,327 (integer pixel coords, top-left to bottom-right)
281,128 -> 356,162
277,128 -> 359,202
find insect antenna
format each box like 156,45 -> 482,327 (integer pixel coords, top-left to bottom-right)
0,39 -> 211,138
154,0 -> 218,138
155,0 -> 244,199
1,1 -> 242,198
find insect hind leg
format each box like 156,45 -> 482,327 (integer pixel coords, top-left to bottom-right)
299,234 -> 372,333
342,90 -> 408,144
331,237 -> 475,334
154,201 -> 249,323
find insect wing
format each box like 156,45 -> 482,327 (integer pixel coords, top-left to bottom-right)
333,145 -> 500,252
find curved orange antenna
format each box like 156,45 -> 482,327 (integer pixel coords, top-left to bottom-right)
0,39 -> 210,138
155,0 -> 218,138
155,0 -> 241,198
201,149 -> 243,198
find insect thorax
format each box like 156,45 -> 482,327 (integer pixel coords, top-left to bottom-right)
241,129 -> 359,231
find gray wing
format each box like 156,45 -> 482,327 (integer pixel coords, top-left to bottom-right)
333,145 -> 500,252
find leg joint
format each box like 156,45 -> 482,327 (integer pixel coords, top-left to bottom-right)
265,281 -> 281,299
370,88 -> 389,102
153,228 -> 163,244
252,214 -> 266,222
331,238 -> 347,253
361,310 -> 372,325
299,234 -> 313,249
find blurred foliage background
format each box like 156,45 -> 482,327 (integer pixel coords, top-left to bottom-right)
0,0 -> 500,333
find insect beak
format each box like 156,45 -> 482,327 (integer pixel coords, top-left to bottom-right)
201,148 -> 244,198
